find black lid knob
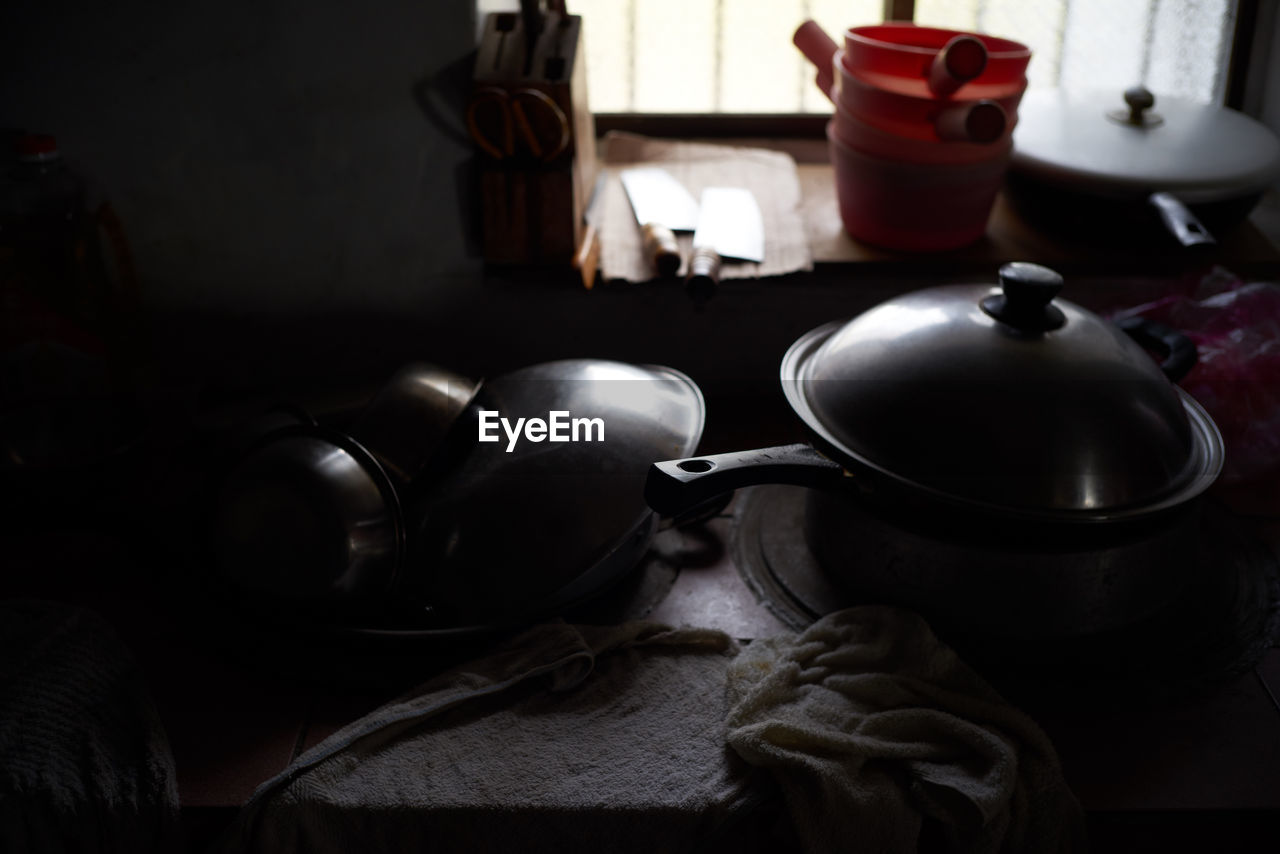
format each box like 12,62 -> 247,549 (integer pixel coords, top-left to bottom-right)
981,263 -> 1066,334
1108,85 -> 1163,128
1124,85 -> 1155,118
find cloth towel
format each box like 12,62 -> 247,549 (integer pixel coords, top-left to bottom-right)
0,599 -> 179,854
225,620 -> 766,854
726,606 -> 1087,854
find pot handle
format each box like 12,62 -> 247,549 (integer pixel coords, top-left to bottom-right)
645,443 -> 846,516
1115,315 -> 1199,383
1148,192 -> 1216,248
793,20 -> 838,101
928,35 -> 988,97
934,99 -> 1007,143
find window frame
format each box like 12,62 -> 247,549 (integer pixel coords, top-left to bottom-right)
591,0 -> 1262,138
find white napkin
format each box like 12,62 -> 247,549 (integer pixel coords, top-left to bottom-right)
726,606 -> 1087,854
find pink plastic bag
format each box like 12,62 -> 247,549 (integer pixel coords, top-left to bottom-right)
1113,269 -> 1280,486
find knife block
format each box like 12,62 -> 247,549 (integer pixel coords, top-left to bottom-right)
472,11 -> 597,265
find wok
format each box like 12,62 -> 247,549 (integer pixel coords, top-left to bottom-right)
646,263 -> 1226,637
1009,87 -> 1280,248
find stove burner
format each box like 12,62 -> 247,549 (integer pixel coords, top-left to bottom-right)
732,485 -> 1280,696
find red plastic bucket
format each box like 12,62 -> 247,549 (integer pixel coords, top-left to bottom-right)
833,50 -> 1025,142
827,120 -> 1010,251
844,22 -> 1030,99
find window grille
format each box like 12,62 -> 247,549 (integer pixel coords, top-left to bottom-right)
477,0 -> 1237,112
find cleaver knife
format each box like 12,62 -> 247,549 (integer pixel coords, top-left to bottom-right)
620,167 -> 700,277
686,187 -> 764,299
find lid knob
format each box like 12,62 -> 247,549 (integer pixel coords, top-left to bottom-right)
981,262 -> 1067,333
1124,85 -> 1155,119
1107,85 -> 1164,128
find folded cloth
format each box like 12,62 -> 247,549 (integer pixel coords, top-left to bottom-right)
226,621 -> 766,854
726,607 -> 1086,854
0,599 -> 179,854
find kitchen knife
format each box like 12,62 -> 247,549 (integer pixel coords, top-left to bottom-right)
686,187 -> 764,299
572,170 -> 608,290
619,167 -> 700,277
519,0 -> 543,75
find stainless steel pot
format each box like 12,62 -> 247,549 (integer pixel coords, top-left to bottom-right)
212,359 -> 708,633
211,415 -> 405,610
349,362 -> 481,488
1009,86 -> 1280,247
646,263 -> 1226,637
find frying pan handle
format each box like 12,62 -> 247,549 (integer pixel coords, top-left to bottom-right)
645,443 -> 846,516
1148,192 -> 1216,248
1115,315 -> 1199,383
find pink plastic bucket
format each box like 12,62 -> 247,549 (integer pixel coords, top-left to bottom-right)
827,120 -> 1010,251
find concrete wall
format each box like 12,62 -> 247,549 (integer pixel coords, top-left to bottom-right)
1,0 -> 481,314
5,2 -> 1277,404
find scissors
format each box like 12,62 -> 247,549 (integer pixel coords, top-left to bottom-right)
466,86 -> 571,162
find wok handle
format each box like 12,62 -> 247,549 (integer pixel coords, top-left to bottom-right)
1115,315 -> 1199,383
1148,192 -> 1216,248
645,442 -> 846,516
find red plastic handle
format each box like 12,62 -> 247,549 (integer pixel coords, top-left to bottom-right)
794,20 -> 839,100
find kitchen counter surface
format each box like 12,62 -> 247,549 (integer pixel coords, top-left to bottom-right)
8,153 -> 1280,851
6,468 -> 1280,852
674,136 -> 1280,271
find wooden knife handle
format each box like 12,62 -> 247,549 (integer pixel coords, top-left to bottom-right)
572,221 -> 601,290
686,245 -> 721,301
642,222 -> 682,277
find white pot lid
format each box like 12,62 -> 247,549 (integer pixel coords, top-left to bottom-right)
1011,86 -> 1280,204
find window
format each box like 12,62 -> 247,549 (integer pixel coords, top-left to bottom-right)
478,0 -> 1241,113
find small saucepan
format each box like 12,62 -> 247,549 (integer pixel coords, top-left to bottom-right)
349,362 -> 481,489
210,360 -> 482,616
645,263 -> 1225,637
211,410 -> 406,614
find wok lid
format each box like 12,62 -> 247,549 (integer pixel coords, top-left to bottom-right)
1011,87 -> 1280,204
782,263 -> 1223,520
412,359 -> 705,617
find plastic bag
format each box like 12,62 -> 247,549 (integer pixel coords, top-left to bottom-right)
1113,268 -> 1280,486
